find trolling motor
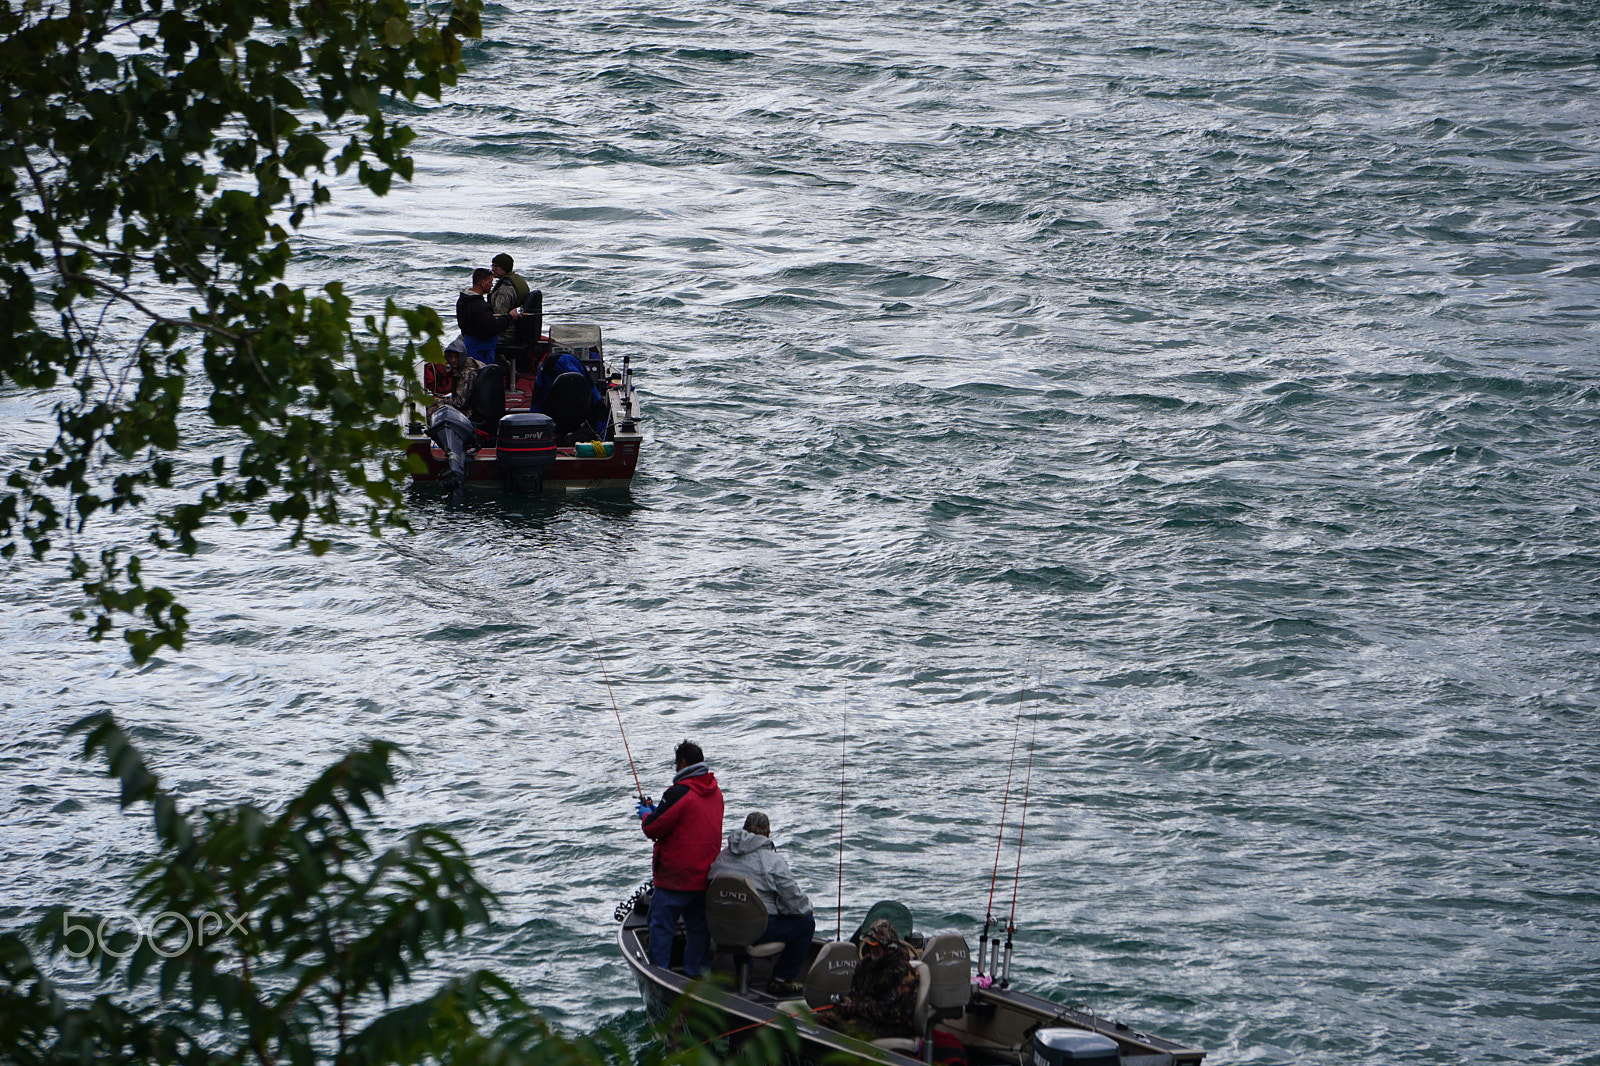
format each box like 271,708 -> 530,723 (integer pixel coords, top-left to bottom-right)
426,405 -> 476,501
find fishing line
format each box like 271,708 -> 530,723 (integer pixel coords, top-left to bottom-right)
585,618 -> 643,801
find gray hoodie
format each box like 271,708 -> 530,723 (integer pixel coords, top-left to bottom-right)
707,827 -> 813,917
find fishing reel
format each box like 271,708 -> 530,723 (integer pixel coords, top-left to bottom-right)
613,880 -> 652,923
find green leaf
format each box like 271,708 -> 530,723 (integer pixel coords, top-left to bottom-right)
383,17 -> 415,46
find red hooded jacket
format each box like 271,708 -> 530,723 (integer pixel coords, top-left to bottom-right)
640,765 -> 724,892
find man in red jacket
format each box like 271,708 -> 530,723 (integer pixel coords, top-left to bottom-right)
639,740 -> 724,977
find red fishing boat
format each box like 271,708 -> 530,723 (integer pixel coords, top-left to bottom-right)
402,313 -> 643,497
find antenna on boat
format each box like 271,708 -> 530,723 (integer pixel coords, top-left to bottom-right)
1000,686 -> 1041,989
979,688 -> 1027,984
836,708 -> 847,941
585,619 -> 644,801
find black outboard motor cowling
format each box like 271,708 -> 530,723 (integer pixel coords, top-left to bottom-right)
498,411 -> 557,494
426,405 -> 476,500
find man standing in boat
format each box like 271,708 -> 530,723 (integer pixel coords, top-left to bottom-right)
487,253 -> 530,350
455,267 -> 520,364
638,741 -> 724,978
708,811 -> 816,997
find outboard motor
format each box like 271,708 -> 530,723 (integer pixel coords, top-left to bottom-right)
497,411 -> 556,494
1027,1029 -> 1119,1066
426,404 -> 476,501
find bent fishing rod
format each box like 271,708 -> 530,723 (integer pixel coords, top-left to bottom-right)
585,619 -> 644,802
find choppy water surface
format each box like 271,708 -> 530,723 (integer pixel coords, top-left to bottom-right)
4,2 -> 1599,1064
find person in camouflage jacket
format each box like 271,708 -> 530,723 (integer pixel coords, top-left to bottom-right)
822,918 -> 921,1040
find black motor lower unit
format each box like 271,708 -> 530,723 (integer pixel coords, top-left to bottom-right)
498,412 -> 557,493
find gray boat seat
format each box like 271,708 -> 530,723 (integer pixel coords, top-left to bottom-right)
918,934 -> 973,1062
704,875 -> 784,994
803,939 -> 859,1009
922,933 -> 972,1015
870,960 -> 931,1054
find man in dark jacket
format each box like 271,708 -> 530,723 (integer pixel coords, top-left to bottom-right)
638,740 -> 724,977
455,267 -> 518,364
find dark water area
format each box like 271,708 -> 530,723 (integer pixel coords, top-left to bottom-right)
4,2 -> 1598,1064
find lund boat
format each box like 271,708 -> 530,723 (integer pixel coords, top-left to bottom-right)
402,315 -> 643,496
616,884 -> 1205,1066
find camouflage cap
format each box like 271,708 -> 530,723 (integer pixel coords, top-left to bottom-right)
858,918 -> 903,951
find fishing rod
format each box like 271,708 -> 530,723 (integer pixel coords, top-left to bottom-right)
1000,698 -> 1040,989
836,709 -> 847,941
979,691 -> 1027,983
585,619 -> 644,801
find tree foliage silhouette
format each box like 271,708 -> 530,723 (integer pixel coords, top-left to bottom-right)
1,0 -> 476,661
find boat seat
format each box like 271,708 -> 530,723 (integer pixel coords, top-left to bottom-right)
495,289 -> 544,378
514,289 -> 543,350
918,934 -> 973,1062
704,875 -> 785,994
541,371 -> 599,440
851,900 -> 915,945
922,933 -> 972,1014
803,938 -> 859,1009
468,362 -> 505,435
870,959 -> 931,1054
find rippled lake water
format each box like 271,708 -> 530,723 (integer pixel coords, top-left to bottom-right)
4,2 -> 1599,1064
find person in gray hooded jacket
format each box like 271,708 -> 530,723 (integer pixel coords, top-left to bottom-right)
708,811 -> 816,994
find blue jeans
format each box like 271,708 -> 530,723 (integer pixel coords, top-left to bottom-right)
765,911 -> 816,981
647,888 -> 710,977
